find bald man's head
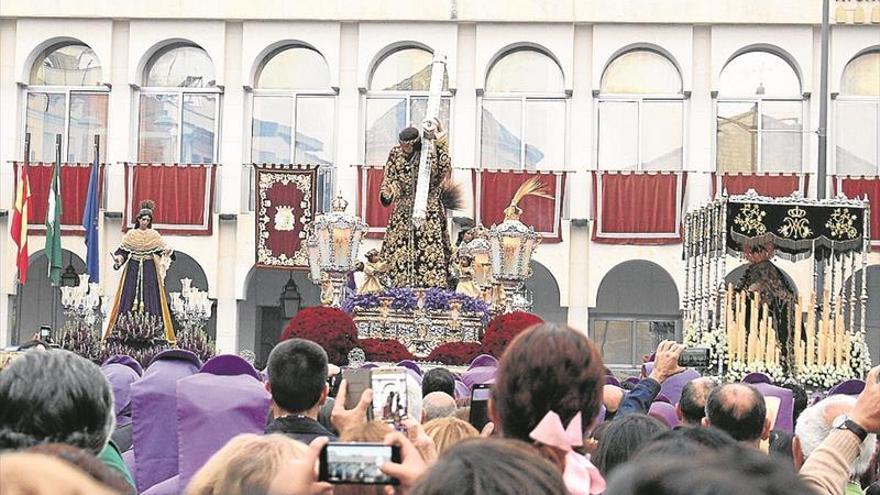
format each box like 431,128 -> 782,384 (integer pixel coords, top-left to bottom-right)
422,392 -> 457,422
704,383 -> 767,443
678,377 -> 716,425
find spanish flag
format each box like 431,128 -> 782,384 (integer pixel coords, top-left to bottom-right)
11,158 -> 31,284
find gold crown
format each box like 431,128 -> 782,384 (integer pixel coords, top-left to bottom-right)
787,206 -> 807,219
331,195 -> 349,212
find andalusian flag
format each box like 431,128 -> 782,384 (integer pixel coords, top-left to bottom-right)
11,159 -> 31,284
45,151 -> 63,286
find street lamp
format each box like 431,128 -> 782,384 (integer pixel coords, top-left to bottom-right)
61,253 -> 79,287
487,204 -> 540,313
279,273 -> 302,319
306,194 -> 368,307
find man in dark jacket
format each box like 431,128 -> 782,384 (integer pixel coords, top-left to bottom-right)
264,339 -> 339,443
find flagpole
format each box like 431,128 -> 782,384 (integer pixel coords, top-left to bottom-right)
14,133 -> 31,343
51,134 -> 61,336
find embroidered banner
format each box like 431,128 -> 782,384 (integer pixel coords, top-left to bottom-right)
254,165 -> 317,269
124,163 -> 216,236
472,169 -> 566,243
711,172 -> 809,198
592,171 -> 687,245
834,175 -> 879,246
14,162 -> 105,236
357,165 -> 392,239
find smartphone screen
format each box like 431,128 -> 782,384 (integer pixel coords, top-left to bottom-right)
342,369 -> 372,412
319,442 -> 400,485
468,384 -> 492,431
678,347 -> 711,368
371,367 -> 408,423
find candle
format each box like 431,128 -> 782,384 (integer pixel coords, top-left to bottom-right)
794,299 -> 803,370
806,291 -> 816,367
737,291 -> 747,362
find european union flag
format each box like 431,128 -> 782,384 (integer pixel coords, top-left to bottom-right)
82,139 -> 101,283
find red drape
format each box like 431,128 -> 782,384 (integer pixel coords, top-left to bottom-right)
472,169 -> 566,243
592,171 -> 686,245
357,166 -> 392,239
711,172 -> 808,198
124,163 -> 216,236
834,176 -> 880,246
254,166 -> 317,269
14,162 -> 105,236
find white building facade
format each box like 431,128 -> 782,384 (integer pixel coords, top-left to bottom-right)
1,0 -> 878,368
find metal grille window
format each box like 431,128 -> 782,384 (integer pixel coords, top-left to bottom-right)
835,50 -> 880,176
716,51 -> 804,173
137,45 -> 220,164
480,48 -> 567,170
250,46 -> 336,211
597,49 -> 684,171
25,43 -> 108,163
364,47 -> 452,165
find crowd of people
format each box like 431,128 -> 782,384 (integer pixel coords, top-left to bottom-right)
1,321 -> 879,495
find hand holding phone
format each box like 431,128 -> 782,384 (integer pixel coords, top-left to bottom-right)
371,367 -> 409,424
319,442 -> 400,485
331,377 -> 373,434
468,384 -> 492,432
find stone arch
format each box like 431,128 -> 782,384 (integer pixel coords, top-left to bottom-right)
523,260 -> 566,324
11,249 -> 86,344
239,266 -> 321,365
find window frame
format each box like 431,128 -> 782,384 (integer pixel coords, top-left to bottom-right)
479,91 -> 569,171
24,85 -> 111,162
833,95 -> 880,176
595,93 -> 686,171
248,88 -> 339,212
362,90 -> 455,164
714,94 -> 807,173
589,315 -> 681,369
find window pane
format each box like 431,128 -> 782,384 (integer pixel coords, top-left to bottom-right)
717,101 -> 758,172
601,50 -> 681,94
370,48 -> 446,91
635,321 -> 676,362
598,100 -> 638,170
719,51 -> 800,97
592,320 -> 633,365
68,93 -> 108,163
182,94 -> 216,164
836,101 -> 879,175
410,97 -> 451,135
258,47 -> 330,90
252,96 -> 292,164
26,92 -> 66,162
295,97 -> 334,166
840,51 -> 880,97
145,46 -> 215,88
365,98 -> 406,165
524,100 -> 565,169
481,99 -> 522,168
641,101 -> 682,170
486,50 -> 564,93
31,44 -> 102,86
761,100 -> 802,172
138,94 -> 179,163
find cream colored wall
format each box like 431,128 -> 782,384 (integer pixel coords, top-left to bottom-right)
1,12 -> 878,349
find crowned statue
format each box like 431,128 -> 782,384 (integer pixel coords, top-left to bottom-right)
104,200 -> 176,343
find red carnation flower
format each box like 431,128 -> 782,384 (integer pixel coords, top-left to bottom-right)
281,307 -> 358,365
358,338 -> 414,363
480,311 -> 543,358
426,342 -> 483,365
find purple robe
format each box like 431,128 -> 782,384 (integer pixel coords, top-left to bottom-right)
101,360 -> 141,426
130,350 -> 201,492
176,355 -> 271,490
461,366 -> 496,390
751,382 -> 795,433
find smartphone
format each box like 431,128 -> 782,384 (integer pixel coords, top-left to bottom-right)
342,368 -> 372,412
328,373 -> 343,399
319,442 -> 401,485
371,367 -> 408,424
468,383 -> 492,431
39,325 -> 51,340
678,347 -> 711,368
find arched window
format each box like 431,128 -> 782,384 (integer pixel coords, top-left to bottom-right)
137,44 -> 219,164
250,45 -> 336,210
836,50 -> 880,176
481,48 -> 566,170
716,50 -> 804,173
597,49 -> 684,171
364,47 -> 452,165
25,43 -> 108,162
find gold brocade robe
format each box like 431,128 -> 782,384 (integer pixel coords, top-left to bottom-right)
379,137 -> 452,288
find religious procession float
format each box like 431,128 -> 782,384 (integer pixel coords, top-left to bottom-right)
683,189 -> 873,388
